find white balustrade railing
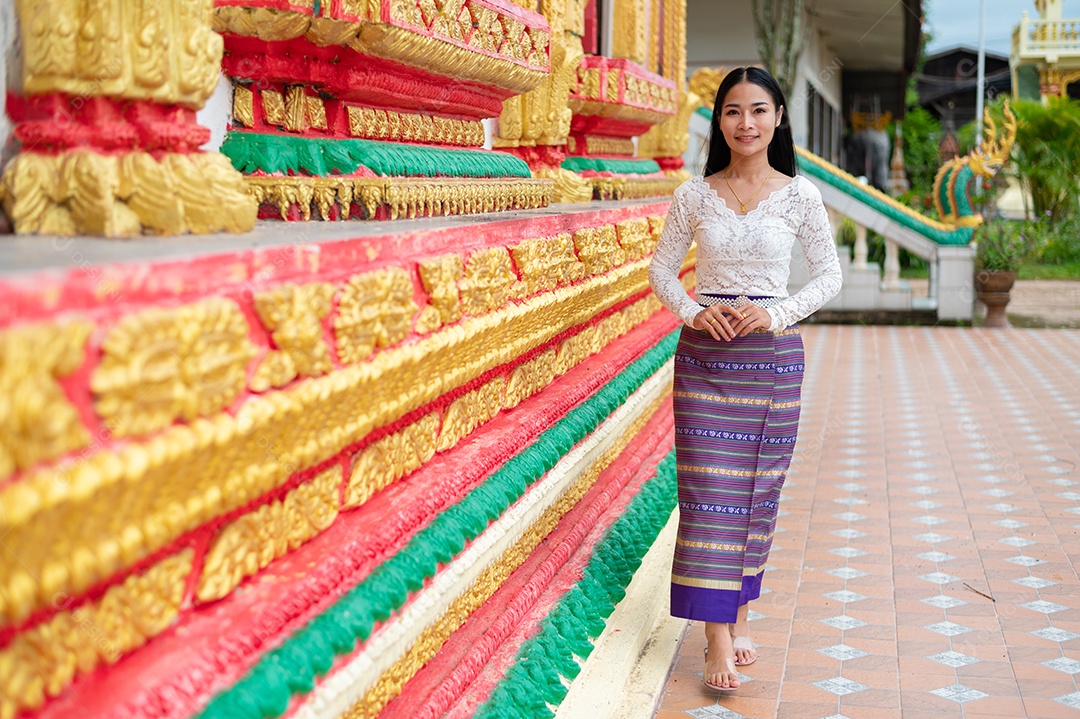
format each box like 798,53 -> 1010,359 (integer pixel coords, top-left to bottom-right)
1015,15 -> 1080,57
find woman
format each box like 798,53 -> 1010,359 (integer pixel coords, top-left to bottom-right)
648,67 -> 842,691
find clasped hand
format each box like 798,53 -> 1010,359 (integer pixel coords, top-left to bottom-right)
692,304 -> 769,341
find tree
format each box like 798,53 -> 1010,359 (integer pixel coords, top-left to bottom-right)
751,0 -> 810,100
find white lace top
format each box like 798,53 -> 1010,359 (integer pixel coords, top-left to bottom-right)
648,174 -> 843,332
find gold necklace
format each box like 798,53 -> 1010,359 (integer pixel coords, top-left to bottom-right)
724,170 -> 774,213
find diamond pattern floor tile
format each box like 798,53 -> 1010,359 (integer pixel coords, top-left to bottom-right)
921,595 -> 966,609
930,684 -> 990,704
817,644 -> 869,661
925,621 -> 973,636
1042,657 -> 1080,675
812,677 -> 868,696
820,615 -> 868,630
1022,600 -> 1067,614
653,326 -> 1080,719
928,650 -> 980,667
1013,576 -> 1056,589
1031,627 -> 1080,642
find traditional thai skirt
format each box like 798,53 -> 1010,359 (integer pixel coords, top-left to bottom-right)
669,296 -> 804,623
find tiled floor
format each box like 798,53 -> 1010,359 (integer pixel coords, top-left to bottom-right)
653,325 -> 1080,719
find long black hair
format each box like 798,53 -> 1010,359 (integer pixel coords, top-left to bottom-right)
703,67 -> 797,178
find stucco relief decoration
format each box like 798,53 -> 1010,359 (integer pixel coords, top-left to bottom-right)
0,0 -> 257,236
212,0 -> 556,220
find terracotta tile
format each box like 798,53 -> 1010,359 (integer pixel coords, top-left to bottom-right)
649,327 -> 1080,719
835,687 -> 901,709
774,701 -> 843,719
656,690 -> 715,711
1022,699 -> 1080,719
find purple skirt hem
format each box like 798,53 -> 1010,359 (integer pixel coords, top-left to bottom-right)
670,573 -> 764,623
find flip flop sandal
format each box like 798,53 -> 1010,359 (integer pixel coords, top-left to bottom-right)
732,636 -> 757,666
702,647 -> 741,692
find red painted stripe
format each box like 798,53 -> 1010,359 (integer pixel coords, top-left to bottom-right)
0,202 -> 669,327
27,311 -> 677,719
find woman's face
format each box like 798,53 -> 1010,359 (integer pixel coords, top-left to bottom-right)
719,81 -> 783,160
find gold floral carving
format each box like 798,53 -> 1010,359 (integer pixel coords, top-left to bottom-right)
586,176 -> 681,201
0,549 -> 193,719
0,321 -> 93,479
233,85 -> 255,128
605,68 -> 622,103
580,136 -> 636,156
458,248 -> 517,316
284,86 -> 310,133
250,283 -> 337,391
467,2 -> 503,53
0,151 -> 257,237
663,0 -> 686,92
648,213 -> 666,240
415,255 -> 465,334
578,67 -> 601,100
531,167 -> 593,203
648,0 -> 661,72
244,176 -> 552,222
17,0 -> 221,106
344,6 -> 548,93
0,252 -> 656,626
436,377 -> 505,452
91,299 -> 257,437
348,291 -> 663,509
346,106 -> 484,146
510,233 -> 587,295
612,0 -> 647,64
572,225 -> 626,276
335,268 -> 419,364
344,389 -> 667,719
262,90 -> 287,126
688,68 -> 726,111
197,467 -> 341,602
615,217 -> 655,260
307,96 -> 329,131
504,348 -> 556,408
637,89 -> 698,162
344,413 -> 439,509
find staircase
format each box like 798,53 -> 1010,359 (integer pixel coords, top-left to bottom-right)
686,109 -> 978,322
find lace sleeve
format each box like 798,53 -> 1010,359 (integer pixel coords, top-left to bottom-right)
766,179 -> 843,331
648,189 -> 702,326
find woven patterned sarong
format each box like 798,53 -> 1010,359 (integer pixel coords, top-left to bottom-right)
669,306 -> 804,623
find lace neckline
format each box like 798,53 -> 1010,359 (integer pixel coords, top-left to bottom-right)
693,175 -> 798,220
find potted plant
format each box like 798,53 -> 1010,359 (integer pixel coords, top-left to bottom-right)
973,214 -> 1041,327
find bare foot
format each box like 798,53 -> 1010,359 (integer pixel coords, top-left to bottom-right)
703,622 -> 740,690
729,604 -> 757,666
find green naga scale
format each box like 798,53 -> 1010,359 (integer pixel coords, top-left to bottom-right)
933,101 -> 1018,232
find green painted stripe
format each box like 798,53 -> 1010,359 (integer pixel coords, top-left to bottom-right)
474,449 -> 678,719
694,105 -> 713,121
196,330 -> 680,719
561,157 -> 661,175
220,132 -> 533,179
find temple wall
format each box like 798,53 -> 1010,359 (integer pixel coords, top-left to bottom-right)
0,2 -> 693,717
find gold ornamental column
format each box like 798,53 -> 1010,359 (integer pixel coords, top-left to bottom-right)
496,0 -> 593,202
0,0 -> 256,236
637,0 -> 693,180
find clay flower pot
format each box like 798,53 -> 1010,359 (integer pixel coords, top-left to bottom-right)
974,270 -> 1017,328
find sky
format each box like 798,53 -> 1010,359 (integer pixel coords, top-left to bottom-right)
924,0 -> 1080,57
